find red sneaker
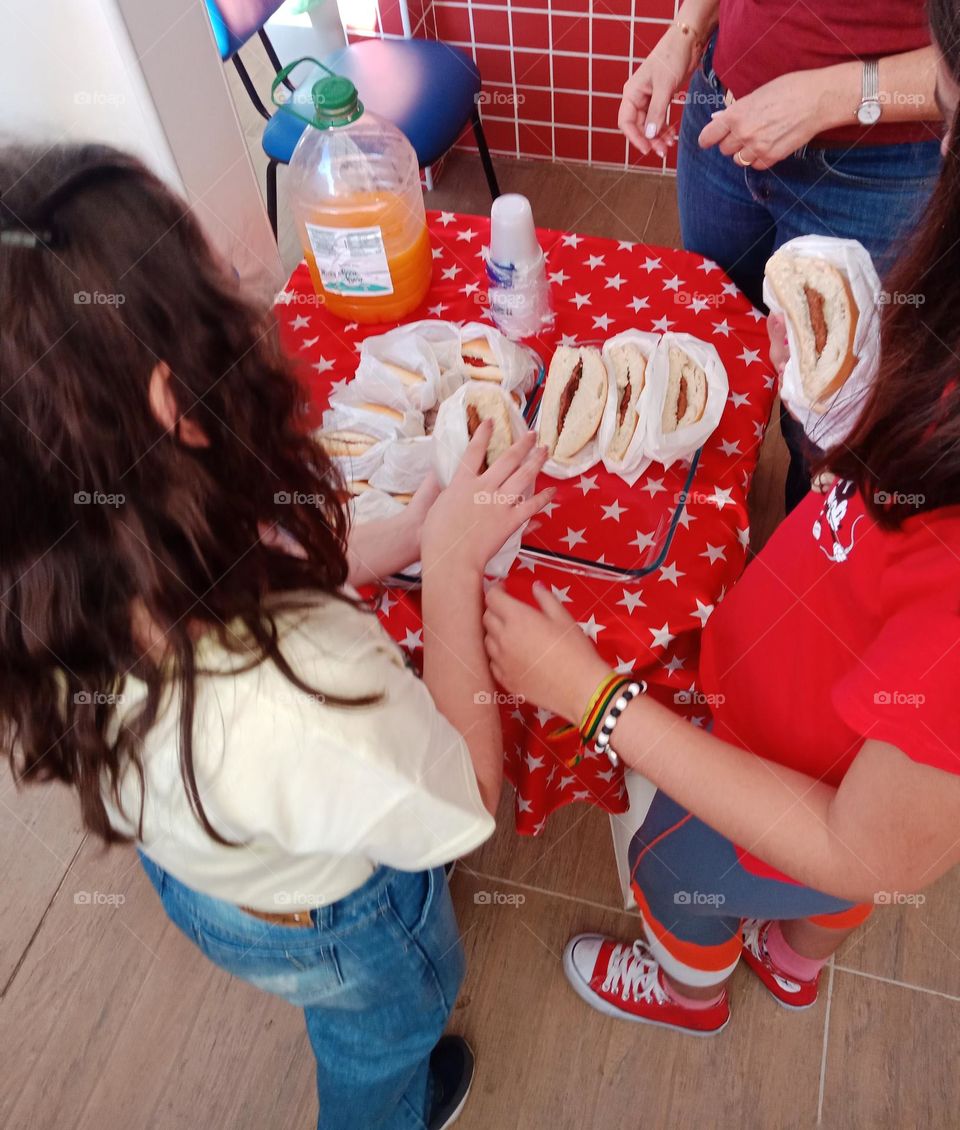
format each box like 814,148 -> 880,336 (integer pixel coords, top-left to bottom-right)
740,919 -> 819,1010
563,934 -> 730,1037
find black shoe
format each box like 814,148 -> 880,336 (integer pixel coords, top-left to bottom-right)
427,1036 -> 475,1129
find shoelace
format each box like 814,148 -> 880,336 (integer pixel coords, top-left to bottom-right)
741,918 -> 767,959
601,941 -> 670,1005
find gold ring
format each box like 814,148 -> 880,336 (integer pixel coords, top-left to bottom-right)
734,150 -> 753,167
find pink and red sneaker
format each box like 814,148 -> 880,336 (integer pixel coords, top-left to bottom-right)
563,934 -> 730,1036
740,919 -> 820,1010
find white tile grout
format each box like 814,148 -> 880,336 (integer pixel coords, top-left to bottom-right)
833,962 -> 960,1003
816,961 -> 835,1125
458,867 -> 642,919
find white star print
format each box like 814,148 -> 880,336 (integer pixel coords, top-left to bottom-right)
737,347 -> 761,366
441,264 -> 462,280
561,527 -> 587,549
551,585 -> 572,604
534,706 -> 554,726
572,292 -> 591,309
700,543 -> 727,564
378,591 -> 397,616
629,529 -> 657,551
720,439 -> 742,456
601,499 -> 627,521
329,377 -> 350,396
586,254 -> 605,269
730,391 -> 750,408
737,527 -> 750,547
592,313 -> 614,331
617,240 -> 635,251
578,474 -> 599,495
559,332 -> 579,346
753,420 -> 766,439
344,323 -> 359,333
431,248 -> 443,260
722,281 -> 739,296
578,614 -> 606,642
572,789 -> 594,801
291,314 -> 310,330
748,307 -> 765,321
649,623 -> 675,649
605,273 -> 626,290
524,752 -> 544,772
677,507 -> 697,529
663,654 -> 686,675
561,232 -> 583,247
763,373 -> 776,390
659,561 -> 685,586
462,282 -> 480,297
709,486 -> 734,510
712,319 -> 732,337
539,500 -> 560,519
401,628 -> 423,649
641,477 -> 666,497
698,259 -> 719,274
692,599 -> 714,627
303,335 -> 320,348
427,302 -> 448,316
313,357 -> 335,374
617,588 -> 646,613
437,211 -> 456,225
628,296 -> 650,312
651,316 -> 675,332
517,795 -> 533,814
456,228 -> 477,242
662,275 -> 682,292
642,257 -> 662,273
549,269 -> 569,285
690,297 -> 711,314
614,656 -> 636,674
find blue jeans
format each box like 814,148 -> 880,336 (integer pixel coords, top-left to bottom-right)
677,36 -> 942,511
140,855 -> 465,1130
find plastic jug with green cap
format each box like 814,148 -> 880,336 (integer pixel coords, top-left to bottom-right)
272,59 -> 433,323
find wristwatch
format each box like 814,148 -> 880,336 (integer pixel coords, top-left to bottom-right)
857,60 -> 882,126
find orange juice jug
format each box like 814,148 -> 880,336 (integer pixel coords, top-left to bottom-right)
283,68 -> 432,323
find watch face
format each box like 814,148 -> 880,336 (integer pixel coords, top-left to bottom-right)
858,100 -> 882,126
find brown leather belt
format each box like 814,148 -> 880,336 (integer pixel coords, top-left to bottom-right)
241,906 -> 314,928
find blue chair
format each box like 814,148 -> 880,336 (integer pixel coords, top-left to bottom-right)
205,1 -> 501,238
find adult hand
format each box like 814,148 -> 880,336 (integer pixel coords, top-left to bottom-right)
767,313 -> 789,381
619,24 -> 701,156
421,424 -> 554,575
483,583 -> 609,723
698,70 -> 829,170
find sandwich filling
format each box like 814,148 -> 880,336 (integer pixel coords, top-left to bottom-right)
803,285 -> 828,357
557,359 -> 583,435
676,377 -> 688,421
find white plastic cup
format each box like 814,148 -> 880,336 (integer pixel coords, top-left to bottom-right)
489,194 -> 541,268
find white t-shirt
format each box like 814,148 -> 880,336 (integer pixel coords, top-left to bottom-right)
106,593 -> 495,911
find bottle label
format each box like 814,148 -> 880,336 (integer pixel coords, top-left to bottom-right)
305,223 -> 394,296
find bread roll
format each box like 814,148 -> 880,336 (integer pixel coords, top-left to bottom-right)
661,347 -> 707,433
606,343 -> 646,461
464,384 -> 514,469
318,429 -> 378,457
765,251 -> 859,412
538,346 -> 607,461
461,337 -> 503,382
380,360 -> 427,386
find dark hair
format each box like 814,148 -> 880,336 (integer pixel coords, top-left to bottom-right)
827,0 -> 960,526
0,142 -> 363,844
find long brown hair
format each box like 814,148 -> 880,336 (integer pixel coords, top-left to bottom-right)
828,0 -> 960,525
0,143 -> 362,844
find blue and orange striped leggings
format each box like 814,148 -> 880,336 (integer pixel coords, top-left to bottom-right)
628,791 -> 872,987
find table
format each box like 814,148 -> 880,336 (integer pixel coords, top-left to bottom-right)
274,210 -> 776,834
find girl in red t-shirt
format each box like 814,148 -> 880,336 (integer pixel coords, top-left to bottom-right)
484,3 -> 960,1037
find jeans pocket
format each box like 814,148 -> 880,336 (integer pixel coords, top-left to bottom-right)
814,144 -> 940,190
385,869 -> 435,942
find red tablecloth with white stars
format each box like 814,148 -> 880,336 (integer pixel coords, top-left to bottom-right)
275,210 -> 776,835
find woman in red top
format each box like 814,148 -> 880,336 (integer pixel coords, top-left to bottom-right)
484,0 -> 960,1037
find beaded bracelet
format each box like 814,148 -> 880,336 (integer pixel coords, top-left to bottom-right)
579,673 -> 632,745
593,680 -> 646,767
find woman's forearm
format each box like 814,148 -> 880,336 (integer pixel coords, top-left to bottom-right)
611,694 -> 883,900
346,513 -> 420,587
817,47 -> 939,129
676,0 -> 720,35
421,566 -> 503,815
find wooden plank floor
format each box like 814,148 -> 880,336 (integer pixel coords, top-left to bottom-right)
5,147 -> 956,1129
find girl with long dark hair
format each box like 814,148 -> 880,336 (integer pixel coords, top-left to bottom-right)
485,0 -> 960,1038
0,142 -> 551,1129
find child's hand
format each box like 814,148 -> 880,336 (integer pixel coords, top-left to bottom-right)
483,582 -> 609,723
421,423 -> 554,575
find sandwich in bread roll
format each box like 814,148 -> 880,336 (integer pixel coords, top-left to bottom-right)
464,384 -> 514,469
606,343 -> 647,461
354,402 -> 405,423
318,429 -> 378,458
765,250 -> 859,412
461,337 -> 503,382
380,359 -> 427,387
661,347 -> 708,433
538,346 -> 608,461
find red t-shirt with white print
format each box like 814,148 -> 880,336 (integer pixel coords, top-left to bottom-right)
699,481 -> 960,881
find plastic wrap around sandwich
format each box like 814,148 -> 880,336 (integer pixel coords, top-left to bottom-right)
765,251 -> 858,414
537,345 -> 608,475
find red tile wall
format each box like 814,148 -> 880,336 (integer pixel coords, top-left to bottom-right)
338,0 -> 679,171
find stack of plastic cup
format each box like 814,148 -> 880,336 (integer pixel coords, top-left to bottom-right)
485,194 -> 553,340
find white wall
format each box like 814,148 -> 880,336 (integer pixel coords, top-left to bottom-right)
0,0 -> 282,293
